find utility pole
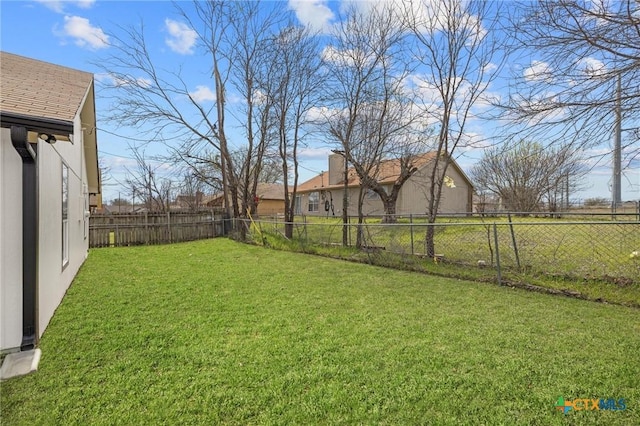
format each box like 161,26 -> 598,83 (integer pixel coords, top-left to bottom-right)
613,74 -> 622,208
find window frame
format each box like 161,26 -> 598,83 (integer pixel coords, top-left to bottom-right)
308,191 -> 319,212
62,162 -> 69,267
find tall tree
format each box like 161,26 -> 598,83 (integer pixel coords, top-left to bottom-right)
258,25 -> 324,238
97,1 -> 286,225
323,3 -> 421,229
403,0 -> 504,256
501,0 -> 639,192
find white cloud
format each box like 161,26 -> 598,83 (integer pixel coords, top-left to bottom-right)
189,85 -> 216,103
321,45 -> 374,68
62,15 -> 109,49
164,19 -> 197,55
36,0 -> 95,13
512,93 -> 567,124
96,73 -> 151,88
75,0 -> 94,8
523,60 -> 553,83
482,62 -> 498,74
577,57 -> 607,77
288,0 -> 335,33
298,147 -> 333,160
305,106 -> 333,123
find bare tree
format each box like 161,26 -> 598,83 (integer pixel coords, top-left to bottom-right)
403,0 -> 505,256
258,25 -> 324,238
97,1 -> 287,226
471,141 -> 586,215
175,172 -> 206,211
125,147 -> 174,212
501,0 -> 639,166
323,3 -> 420,234
223,2 -> 286,218
178,146 -> 282,199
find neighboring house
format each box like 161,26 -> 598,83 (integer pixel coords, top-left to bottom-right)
174,191 -> 204,210
96,204 -> 148,214
203,183 -> 286,216
296,153 -> 473,217
0,52 -> 100,353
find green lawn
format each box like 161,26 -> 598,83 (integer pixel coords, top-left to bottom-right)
2,239 -> 638,424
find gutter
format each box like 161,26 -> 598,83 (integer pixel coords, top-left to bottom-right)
10,126 -> 38,350
1,112 -> 73,137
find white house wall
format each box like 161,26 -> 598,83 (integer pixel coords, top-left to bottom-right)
0,121 -> 90,352
0,129 -> 23,350
37,117 -> 90,339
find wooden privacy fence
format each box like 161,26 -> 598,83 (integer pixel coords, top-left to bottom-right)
89,211 -> 229,248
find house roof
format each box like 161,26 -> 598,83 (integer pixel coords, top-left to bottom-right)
298,152 -> 439,192
202,183 -> 286,205
0,51 -> 93,129
0,51 -> 100,195
255,183 -> 286,200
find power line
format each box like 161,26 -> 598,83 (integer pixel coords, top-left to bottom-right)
95,127 -> 157,143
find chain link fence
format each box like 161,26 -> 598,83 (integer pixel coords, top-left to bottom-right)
245,216 -> 640,285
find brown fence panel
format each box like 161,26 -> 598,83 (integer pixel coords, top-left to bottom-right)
89,210 -> 227,248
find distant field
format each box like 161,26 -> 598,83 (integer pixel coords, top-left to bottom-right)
3,239 -> 637,424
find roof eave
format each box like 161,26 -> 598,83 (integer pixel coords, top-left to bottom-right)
0,111 -> 73,136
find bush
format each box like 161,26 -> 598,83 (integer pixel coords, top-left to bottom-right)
584,197 -> 610,207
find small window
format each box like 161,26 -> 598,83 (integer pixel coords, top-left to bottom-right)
308,191 -> 319,212
366,189 -> 378,199
83,184 -> 89,240
62,163 -> 69,267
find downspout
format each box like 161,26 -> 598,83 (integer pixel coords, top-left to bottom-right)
10,126 -> 38,350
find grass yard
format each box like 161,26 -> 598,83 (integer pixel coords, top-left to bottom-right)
1,239 -> 639,424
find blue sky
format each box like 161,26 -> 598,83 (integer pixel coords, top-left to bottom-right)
1,0 -> 638,204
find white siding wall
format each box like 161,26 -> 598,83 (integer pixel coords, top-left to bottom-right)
0,118 -> 90,352
37,118 -> 89,338
1,130 -> 23,351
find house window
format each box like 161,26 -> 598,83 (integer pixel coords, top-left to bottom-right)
308,191 -> 319,212
294,195 -> 302,215
83,184 -> 89,240
366,188 -> 379,199
62,162 -> 69,267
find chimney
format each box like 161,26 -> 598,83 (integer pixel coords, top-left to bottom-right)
328,153 -> 343,186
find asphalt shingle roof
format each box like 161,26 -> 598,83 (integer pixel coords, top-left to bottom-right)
0,51 -> 93,124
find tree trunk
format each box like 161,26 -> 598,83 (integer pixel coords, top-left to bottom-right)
425,217 -> 436,258
381,196 -> 397,223
356,187 -> 365,248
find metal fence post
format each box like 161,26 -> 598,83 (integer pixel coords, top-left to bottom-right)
508,213 -> 521,271
493,223 -> 502,286
304,215 -> 308,245
410,214 -> 414,255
